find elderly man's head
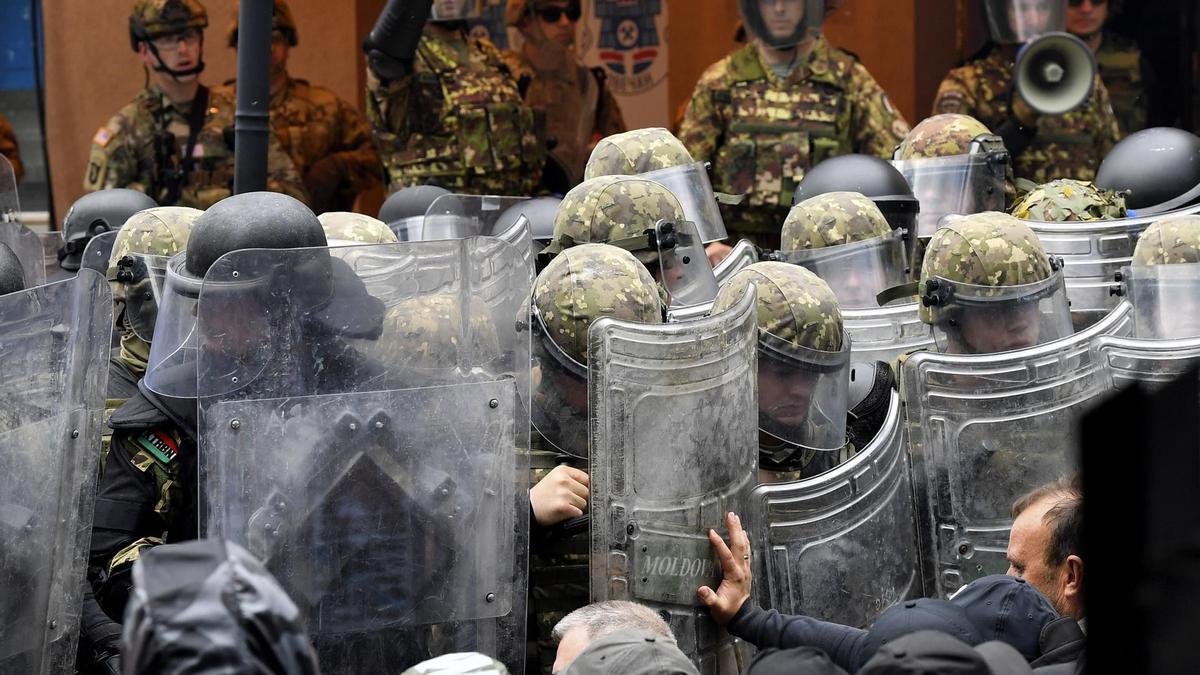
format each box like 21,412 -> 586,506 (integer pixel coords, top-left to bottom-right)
1007,478 -> 1084,619
551,601 -> 675,673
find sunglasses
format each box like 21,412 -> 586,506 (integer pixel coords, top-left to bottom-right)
1068,0 -> 1106,7
538,6 -> 582,23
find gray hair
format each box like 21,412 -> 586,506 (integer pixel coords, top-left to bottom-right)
550,601 -> 674,644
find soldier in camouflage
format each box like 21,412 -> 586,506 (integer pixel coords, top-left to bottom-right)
0,112 -> 22,183
218,0 -> 383,214
317,211 -> 399,244
85,0 -> 308,208
932,0 -> 1121,184
502,0 -> 626,185
364,0 -> 543,196
1067,0 -> 1152,137
529,242 -> 665,672
679,0 -> 910,250
583,127 -> 695,181
915,211 -> 1073,354
712,261 -> 853,482
1010,178 -> 1127,221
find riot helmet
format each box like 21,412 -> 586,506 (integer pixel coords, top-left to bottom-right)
917,211 -> 1072,354
1095,127 -> 1200,216
1011,178 -> 1127,222
737,0 -> 825,50
60,189 -> 158,272
495,196 -> 560,253
585,128 -> 728,244
227,0 -> 298,47
145,192 -> 328,399
379,185 -> 452,241
0,242 -> 24,296
713,261 -> 849,452
129,0 -> 209,80
317,212 -> 399,245
793,154 -> 920,242
893,114 -> 1009,240
778,191 -> 908,308
983,0 -> 1066,44
1119,214 -> 1200,339
531,243 -> 665,458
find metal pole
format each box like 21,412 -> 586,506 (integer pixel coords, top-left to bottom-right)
233,0 -> 271,194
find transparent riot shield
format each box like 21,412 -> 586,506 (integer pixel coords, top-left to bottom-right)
589,288 -> 759,674
713,239 -> 760,286
891,154 -> 1006,240
1118,262 -> 1200,340
422,194 -> 528,241
197,238 -> 532,673
656,219 -> 719,312
842,302 -> 934,366
79,230 -> 119,276
902,301 -> 1133,597
0,222 -> 47,287
641,162 -> 730,243
0,270 -> 111,674
1093,330 -> 1200,391
1023,203 -> 1200,330
0,154 -> 18,224
746,391 -> 923,627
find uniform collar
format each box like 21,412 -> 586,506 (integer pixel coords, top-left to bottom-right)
744,35 -> 837,86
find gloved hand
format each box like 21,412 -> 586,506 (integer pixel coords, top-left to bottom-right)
304,155 -> 347,215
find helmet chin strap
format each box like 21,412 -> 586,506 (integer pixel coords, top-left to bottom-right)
144,35 -> 207,82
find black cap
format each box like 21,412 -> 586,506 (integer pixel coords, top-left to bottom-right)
744,646 -> 849,675
860,598 -> 982,669
949,574 -> 1059,661
858,631 -> 1032,675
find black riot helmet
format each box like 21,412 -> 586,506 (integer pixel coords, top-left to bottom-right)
1096,127 -> 1200,216
0,242 -> 25,296
59,189 -> 158,271
794,154 -> 920,237
495,196 -> 560,251
185,192 -> 326,278
378,185 -> 452,241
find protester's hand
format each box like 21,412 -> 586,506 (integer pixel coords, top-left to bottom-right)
530,465 -> 590,526
697,511 -> 752,625
705,241 -> 734,268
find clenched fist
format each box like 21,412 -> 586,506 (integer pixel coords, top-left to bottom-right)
529,465 -> 590,527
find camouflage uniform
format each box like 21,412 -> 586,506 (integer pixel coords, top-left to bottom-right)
1011,178 -> 1127,222
679,36 -> 910,248
502,0 -> 626,182
583,127 -> 693,181
1096,32 -> 1150,137
1132,215 -> 1200,266
712,261 -> 852,480
317,211 -> 398,244
366,29 -> 542,196
782,190 -> 892,250
932,48 -> 1121,184
0,112 -> 23,182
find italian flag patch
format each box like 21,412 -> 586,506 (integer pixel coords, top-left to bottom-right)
137,430 -> 178,465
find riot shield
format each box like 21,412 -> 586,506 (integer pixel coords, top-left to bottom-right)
588,288 -> 759,674
0,221 -> 47,287
842,302 -> 934,366
902,301 -> 1133,597
641,162 -> 729,244
1093,330 -> 1200,391
198,237 -> 532,673
79,230 -> 119,276
656,219 -> 719,313
0,270 -> 111,674
422,194 -> 528,241
1023,203 -> 1200,330
746,391 -> 923,627
712,240 -> 760,286
0,154 -> 18,224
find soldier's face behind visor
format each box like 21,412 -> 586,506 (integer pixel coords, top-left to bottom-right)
758,356 -> 816,427
1008,0 -> 1055,35
953,303 -> 1041,355
759,0 -> 806,40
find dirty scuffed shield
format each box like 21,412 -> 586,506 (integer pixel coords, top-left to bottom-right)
1092,319 -> 1200,392
588,288 -> 759,674
843,302 -> 934,367
902,302 -> 1132,597
79,230 -> 120,276
746,391 -> 923,627
198,238 -> 532,673
0,270 -> 112,673
0,154 -> 44,286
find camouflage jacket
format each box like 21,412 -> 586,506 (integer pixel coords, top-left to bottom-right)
0,112 -> 23,182
500,44 -> 626,182
679,37 -> 910,242
366,30 -> 542,195
1096,31 -> 1150,138
933,48 -> 1121,184
213,76 -> 382,198
84,85 -> 309,209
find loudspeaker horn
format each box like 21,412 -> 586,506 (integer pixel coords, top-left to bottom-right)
1014,31 -> 1097,116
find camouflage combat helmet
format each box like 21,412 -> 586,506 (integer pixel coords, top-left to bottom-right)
583,128 -> 695,181
1011,179 -> 1128,222
713,262 -> 844,352
546,175 -> 686,265
918,211 -> 1055,323
317,212 -> 399,244
895,114 -> 994,160
533,243 -> 664,366
368,293 -> 501,380
106,206 -> 200,285
1132,214 -> 1200,266
782,191 -> 892,250
227,0 -> 298,47
130,0 -> 209,49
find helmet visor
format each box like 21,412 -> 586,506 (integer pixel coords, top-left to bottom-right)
926,269 -> 1074,354
984,0 -> 1066,43
655,219 -> 720,309
530,304 -> 589,459
779,233 -> 908,309
640,163 -> 729,243
422,194 -> 529,240
144,254 -> 203,398
892,152 -> 1008,238
116,252 -> 173,343
757,329 -> 850,451
388,215 -> 424,242
1125,263 -> 1200,339
737,0 -> 825,49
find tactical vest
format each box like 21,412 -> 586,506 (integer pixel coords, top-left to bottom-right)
710,45 -> 854,210
1096,37 -> 1146,136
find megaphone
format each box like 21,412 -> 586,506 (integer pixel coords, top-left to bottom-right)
1014,32 -> 1096,116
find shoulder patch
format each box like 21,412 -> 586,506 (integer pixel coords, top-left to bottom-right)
136,430 -> 179,465
93,126 -> 112,147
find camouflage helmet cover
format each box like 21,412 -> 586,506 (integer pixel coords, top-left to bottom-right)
713,261 -> 844,353
106,206 -> 201,281
782,191 -> 893,250
1132,214 -> 1200,266
1011,179 -> 1128,222
583,128 -> 695,181
918,211 -> 1054,322
551,175 -> 686,264
533,243 -> 664,365
317,212 -> 399,244
896,113 -> 994,160
367,293 -> 501,376
227,0 -> 299,47
130,0 -> 209,48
